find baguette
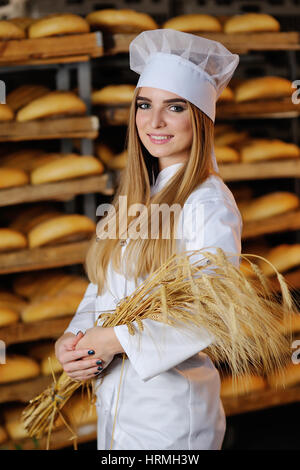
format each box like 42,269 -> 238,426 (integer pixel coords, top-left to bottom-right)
0,20 -> 25,39
162,14 -> 222,32
28,14 -> 90,38
96,143 -> 127,169
0,167 -> 29,188
0,228 -> 27,252
27,214 -> 96,248
0,355 -> 40,384
21,293 -> 87,323
16,91 -> 86,122
30,154 -> 104,185
86,9 -> 158,33
0,307 -> 19,327
92,84 -> 135,105
224,13 -> 280,34
234,77 -> 293,103
239,191 -> 299,222
240,139 -> 300,163
6,85 -> 50,112
215,145 -> 240,163
0,104 -> 14,121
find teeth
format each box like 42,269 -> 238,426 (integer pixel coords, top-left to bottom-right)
150,135 -> 171,140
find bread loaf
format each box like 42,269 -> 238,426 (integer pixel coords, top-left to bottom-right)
239,191 -> 299,222
259,244 -> 300,277
162,14 -> 222,32
30,154 -> 104,185
240,139 -> 300,163
234,77 -> 293,103
27,214 -> 96,248
0,355 -> 40,383
29,342 -> 63,375
92,84 -> 135,105
28,14 -> 90,38
0,307 -> 19,327
96,144 -> 127,169
6,85 -> 50,112
224,13 -> 280,34
86,9 -> 158,33
16,91 -> 87,122
3,406 -> 29,440
63,394 -> 97,427
10,208 -> 62,235
215,145 -> 240,163
0,104 -> 14,121
0,149 -> 48,171
214,130 -> 249,147
9,17 -> 36,32
0,167 -> 29,189
0,20 -> 25,39
0,291 -> 28,312
221,373 -> 267,397
0,228 -> 27,252
218,86 -> 234,102
267,362 -> 300,388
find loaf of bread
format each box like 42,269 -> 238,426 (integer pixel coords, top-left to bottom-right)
28,342 -> 63,375
96,143 -> 127,169
0,307 -> 19,327
0,104 -> 14,121
10,208 -> 62,235
9,17 -> 36,32
217,86 -> 234,102
215,145 -> 240,163
28,14 -> 90,38
16,91 -> 87,122
0,149 -> 48,171
86,9 -> 158,33
214,130 -> 249,147
224,13 -> 280,34
0,228 -> 27,252
0,355 -> 40,383
0,20 -> 25,39
3,406 -> 29,440
30,154 -> 104,185
21,292 -> 88,322
240,139 -> 300,163
0,167 -> 29,189
0,290 -> 28,312
220,373 -> 267,398
92,84 -> 135,105
0,424 -> 8,444
267,362 -> 300,388
259,244 -> 300,277
13,270 -> 88,300
162,14 -> 222,32
239,191 -> 299,222
6,85 -> 51,112
234,77 -> 293,103
27,214 -> 96,248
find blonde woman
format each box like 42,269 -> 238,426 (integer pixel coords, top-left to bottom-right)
55,30 -> 242,450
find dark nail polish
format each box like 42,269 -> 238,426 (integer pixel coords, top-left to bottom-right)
88,350 -> 95,355
76,331 -> 82,336
97,366 -> 103,371
94,371 -> 100,375
96,360 -> 102,365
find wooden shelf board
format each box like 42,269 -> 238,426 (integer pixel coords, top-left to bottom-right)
0,116 -> 99,142
0,32 -> 103,65
0,375 -> 53,404
0,173 -> 114,207
0,317 -> 71,346
0,240 -> 91,275
104,32 -> 300,55
222,383 -> 300,416
217,98 -> 300,119
219,159 -> 300,181
242,209 -> 300,239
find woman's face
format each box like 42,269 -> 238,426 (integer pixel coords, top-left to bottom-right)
135,87 -> 193,170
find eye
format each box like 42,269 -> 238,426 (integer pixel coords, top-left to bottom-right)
136,102 -> 150,110
169,105 -> 185,112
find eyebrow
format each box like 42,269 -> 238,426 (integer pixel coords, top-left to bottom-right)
136,96 -> 187,104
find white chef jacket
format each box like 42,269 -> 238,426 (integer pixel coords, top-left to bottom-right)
64,162 -> 243,450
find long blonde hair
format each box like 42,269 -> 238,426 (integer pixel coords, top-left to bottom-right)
85,88 -> 217,294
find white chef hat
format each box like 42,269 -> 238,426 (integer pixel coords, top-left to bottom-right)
129,29 -> 239,172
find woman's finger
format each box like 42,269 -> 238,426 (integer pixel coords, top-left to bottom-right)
65,364 -> 104,381
60,348 -> 96,365
64,358 -> 104,373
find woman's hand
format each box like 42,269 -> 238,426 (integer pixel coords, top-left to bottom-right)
75,326 -> 124,373
55,331 -> 105,382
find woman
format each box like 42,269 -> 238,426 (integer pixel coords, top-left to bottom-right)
55,30 -> 242,450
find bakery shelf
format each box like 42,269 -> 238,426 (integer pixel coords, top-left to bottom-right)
218,159 -> 300,181
222,382 -> 300,416
0,240 -> 91,275
216,98 -> 300,120
0,375 -> 53,404
103,32 -> 300,56
0,116 -> 99,142
0,173 -> 114,207
0,32 -> 103,66
0,317 -> 71,346
0,423 -> 97,450
242,208 -> 300,239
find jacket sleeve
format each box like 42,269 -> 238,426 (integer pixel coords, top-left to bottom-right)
64,282 -> 98,335
113,198 -> 243,382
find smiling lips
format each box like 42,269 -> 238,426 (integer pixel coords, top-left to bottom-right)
148,134 -> 173,144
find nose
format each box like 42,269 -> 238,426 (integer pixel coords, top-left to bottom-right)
150,109 -> 165,129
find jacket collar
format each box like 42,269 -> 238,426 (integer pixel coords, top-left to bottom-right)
151,162 -> 184,195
